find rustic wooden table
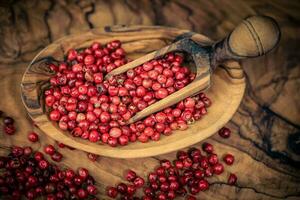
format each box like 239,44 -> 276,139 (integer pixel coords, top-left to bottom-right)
0,1 -> 299,199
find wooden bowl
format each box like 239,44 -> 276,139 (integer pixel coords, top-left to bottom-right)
21,26 -> 245,158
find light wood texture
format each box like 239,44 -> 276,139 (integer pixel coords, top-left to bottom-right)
21,26 -> 245,158
127,16 -> 281,123
0,1 -> 299,199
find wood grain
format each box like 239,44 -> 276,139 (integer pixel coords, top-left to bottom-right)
0,0 -> 299,199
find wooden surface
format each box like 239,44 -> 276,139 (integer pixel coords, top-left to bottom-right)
0,0 -> 300,199
21,26 -> 246,158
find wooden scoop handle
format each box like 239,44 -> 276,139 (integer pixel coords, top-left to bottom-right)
212,15 -> 280,65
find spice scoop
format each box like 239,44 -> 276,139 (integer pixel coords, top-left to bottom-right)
105,15 -> 280,124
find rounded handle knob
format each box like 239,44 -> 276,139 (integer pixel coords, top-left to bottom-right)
212,15 -> 281,64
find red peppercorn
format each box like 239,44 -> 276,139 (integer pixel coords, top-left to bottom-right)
155,112 -> 167,123
34,151 -> 44,161
198,179 -> 209,191
160,159 -> 172,169
87,185 -> 98,195
84,55 -> 95,65
218,127 -> 231,138
87,153 -> 99,162
138,134 -> 149,143
157,75 -> 167,84
65,169 -> 75,179
4,124 -> 16,135
118,135 -> 128,146
118,87 -> 129,96
178,122 -> 188,130
144,127 -> 155,137
156,167 -> 166,176
49,110 -> 61,121
169,181 -> 179,191
28,175 -> 38,186
155,88 -> 168,99
176,150 -> 188,160
157,192 -> 167,200
127,69 -> 136,79
100,133 -> 109,143
51,152 -> 62,162
117,182 -> 128,194
108,137 -> 118,147
127,184 -> 136,196
183,158 -> 193,168
194,169 -> 204,179
133,76 -> 142,86
72,174 -> 82,185
45,95 -> 56,106
93,72 -> 103,83
26,190 -> 37,199
100,111 -> 111,123
160,182 -> 169,192
186,195 -> 197,200
223,153 -> 235,165
44,144 -> 56,155
133,177 -> 145,188
89,130 -> 100,142
147,70 -> 158,80
107,186 -> 118,198
208,153 -> 218,165
136,86 -> 147,97
109,127 -> 122,138
142,79 -> 153,89
143,187 -> 154,197
38,159 -> 49,169
213,163 -> 224,175
24,146 -> 33,156
184,97 -> 196,108
68,49 -> 77,61
202,142 -> 213,154
189,185 -> 200,195
143,62 -> 153,71
228,173 -> 237,185
86,111 -> 97,122
154,64 -> 163,73
158,175 -> 167,183
148,172 -> 157,183
173,160 -> 183,169
150,181 -> 159,190
3,116 -> 14,125
77,168 -> 89,180
200,157 -> 209,169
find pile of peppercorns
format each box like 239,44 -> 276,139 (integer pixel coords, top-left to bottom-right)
1,110 -> 16,135
1,112 -> 237,200
0,145 -> 98,200
45,41 -> 211,147
106,127 -> 237,200
1,111 -> 102,200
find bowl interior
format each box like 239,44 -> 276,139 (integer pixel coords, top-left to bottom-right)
21,26 -> 245,158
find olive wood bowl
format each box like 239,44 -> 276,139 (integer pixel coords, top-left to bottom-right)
21,26 -> 246,158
